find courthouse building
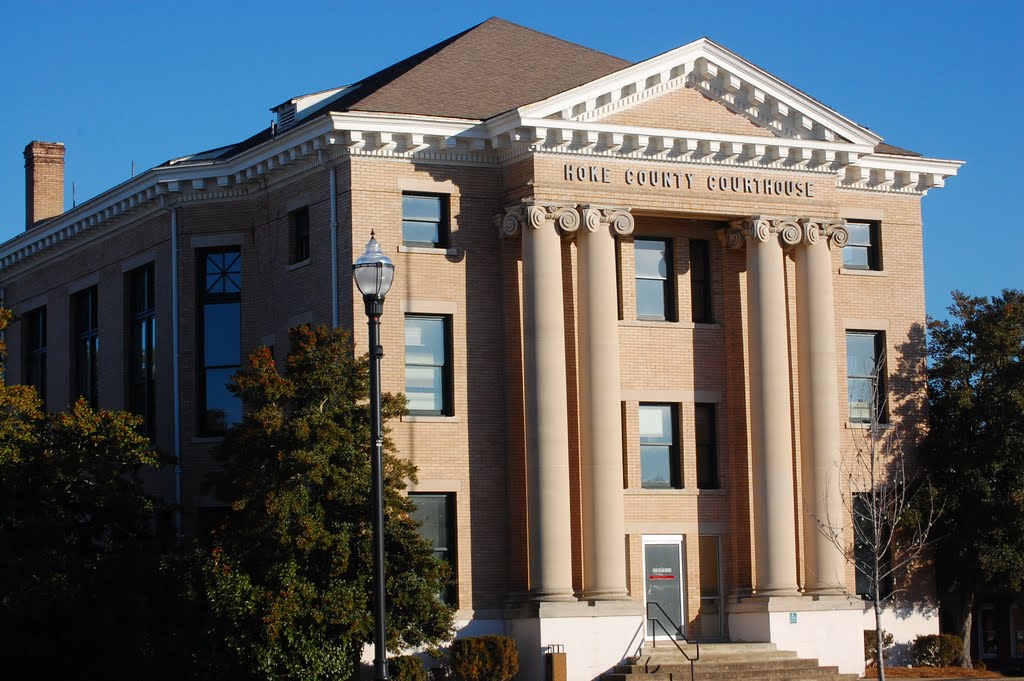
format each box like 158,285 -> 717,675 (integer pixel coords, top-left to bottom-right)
1,18 -> 962,680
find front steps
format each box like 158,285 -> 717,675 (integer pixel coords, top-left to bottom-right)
601,642 -> 860,681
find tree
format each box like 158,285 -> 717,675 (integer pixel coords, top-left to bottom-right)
814,348 -> 941,680
196,325 -> 454,680
0,307 -> 169,679
920,289 -> 1024,668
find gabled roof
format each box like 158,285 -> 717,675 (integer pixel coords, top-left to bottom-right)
320,17 -> 631,120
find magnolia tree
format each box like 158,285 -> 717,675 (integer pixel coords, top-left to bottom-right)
195,325 -> 454,680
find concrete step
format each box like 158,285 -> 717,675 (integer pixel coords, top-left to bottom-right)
619,657 -> 821,674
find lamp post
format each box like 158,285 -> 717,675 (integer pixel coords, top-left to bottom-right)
353,231 -> 395,681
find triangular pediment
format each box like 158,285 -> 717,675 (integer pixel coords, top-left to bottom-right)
515,38 -> 881,147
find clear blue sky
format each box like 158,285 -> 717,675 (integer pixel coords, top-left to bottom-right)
1,0 -> 1020,317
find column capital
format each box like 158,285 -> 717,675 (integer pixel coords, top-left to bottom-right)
580,205 -> 634,237
800,218 -> 849,249
502,200 -> 579,238
726,216 -> 848,250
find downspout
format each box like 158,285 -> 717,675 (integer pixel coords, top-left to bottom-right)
170,204 -> 183,535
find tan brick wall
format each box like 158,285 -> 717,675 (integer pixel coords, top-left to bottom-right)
597,86 -> 774,138
0,145 -> 930,631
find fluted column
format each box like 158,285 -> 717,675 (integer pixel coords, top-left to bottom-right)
796,219 -> 850,594
578,206 -> 633,601
504,201 -> 578,602
728,217 -> 801,596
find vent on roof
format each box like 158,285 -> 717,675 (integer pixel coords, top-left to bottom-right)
271,86 -> 353,133
277,105 -> 297,130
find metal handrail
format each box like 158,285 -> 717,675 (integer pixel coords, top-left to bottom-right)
645,601 -> 699,681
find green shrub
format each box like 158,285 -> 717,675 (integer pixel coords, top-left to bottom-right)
864,629 -> 894,665
390,655 -> 429,681
911,633 -> 963,667
449,635 -> 519,681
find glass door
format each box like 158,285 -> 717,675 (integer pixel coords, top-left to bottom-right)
644,540 -> 685,639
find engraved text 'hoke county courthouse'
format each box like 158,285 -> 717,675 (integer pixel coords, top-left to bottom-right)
564,163 -> 817,197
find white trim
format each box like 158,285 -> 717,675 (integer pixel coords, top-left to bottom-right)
398,245 -> 459,256
287,310 -> 313,328
401,299 -> 458,315
66,272 -> 99,295
844,318 -> 890,331
406,479 -> 462,492
190,233 -> 244,248
120,250 -> 156,272
397,177 -> 458,194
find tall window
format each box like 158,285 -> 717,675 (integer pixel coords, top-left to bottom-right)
635,239 -> 673,321
410,493 -> 457,605
23,306 -> 47,402
846,331 -> 886,424
698,536 -> 723,638
853,492 -> 893,599
127,264 -> 156,435
640,403 -> 679,489
289,206 -> 310,264
402,193 -> 448,248
843,221 -> 881,271
690,239 -> 713,323
695,404 -> 718,489
72,286 -> 99,407
199,248 -> 242,435
404,315 -> 452,416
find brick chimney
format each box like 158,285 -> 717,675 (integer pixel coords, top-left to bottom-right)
24,141 -> 65,230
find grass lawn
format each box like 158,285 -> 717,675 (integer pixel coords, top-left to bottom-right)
863,666 -> 1005,678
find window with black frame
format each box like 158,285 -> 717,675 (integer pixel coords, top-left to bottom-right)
404,314 -> 452,416
640,403 -> 679,489
23,306 -> 47,402
843,221 -> 881,271
854,492 -> 893,599
127,264 -> 156,435
690,239 -> 713,323
402,193 -> 448,248
289,206 -> 310,264
198,248 -> 242,435
695,403 -> 718,489
72,286 -> 99,408
635,238 -> 673,321
846,331 -> 886,424
410,493 -> 457,605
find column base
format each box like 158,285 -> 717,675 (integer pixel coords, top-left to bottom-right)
728,594 -> 864,676
528,588 -> 578,603
505,600 -> 644,681
581,588 -> 632,601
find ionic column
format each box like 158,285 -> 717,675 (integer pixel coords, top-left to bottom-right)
796,219 -> 850,594
578,206 -> 633,601
503,202 -> 578,602
728,217 -> 801,596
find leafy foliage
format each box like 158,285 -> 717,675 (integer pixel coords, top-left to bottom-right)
448,635 -> 520,681
196,325 -> 454,680
864,629 -> 894,666
920,290 -> 1024,666
0,308 -> 169,679
390,655 -> 430,681
911,633 -> 964,667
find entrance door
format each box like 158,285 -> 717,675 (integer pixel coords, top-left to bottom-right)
644,542 -> 684,638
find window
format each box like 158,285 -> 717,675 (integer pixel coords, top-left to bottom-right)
72,286 -> 99,408
853,492 -> 893,600
640,404 -> 679,489
127,264 -> 156,435
698,536 -> 723,638
979,604 -> 999,659
690,239 -> 713,323
846,331 -> 886,424
843,220 -> 881,271
23,306 -> 46,401
289,206 -> 310,264
410,493 -> 457,605
199,248 -> 242,435
402,193 -> 448,248
635,239 -> 674,321
404,315 -> 452,416
695,404 -> 718,489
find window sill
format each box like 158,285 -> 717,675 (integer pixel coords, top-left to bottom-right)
402,414 -> 460,423
840,267 -> 886,277
845,422 -> 894,430
398,245 -> 458,256
620,320 -> 692,329
286,258 -> 311,272
626,488 -> 700,496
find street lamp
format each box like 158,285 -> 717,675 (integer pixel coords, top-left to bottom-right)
353,231 -> 395,681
